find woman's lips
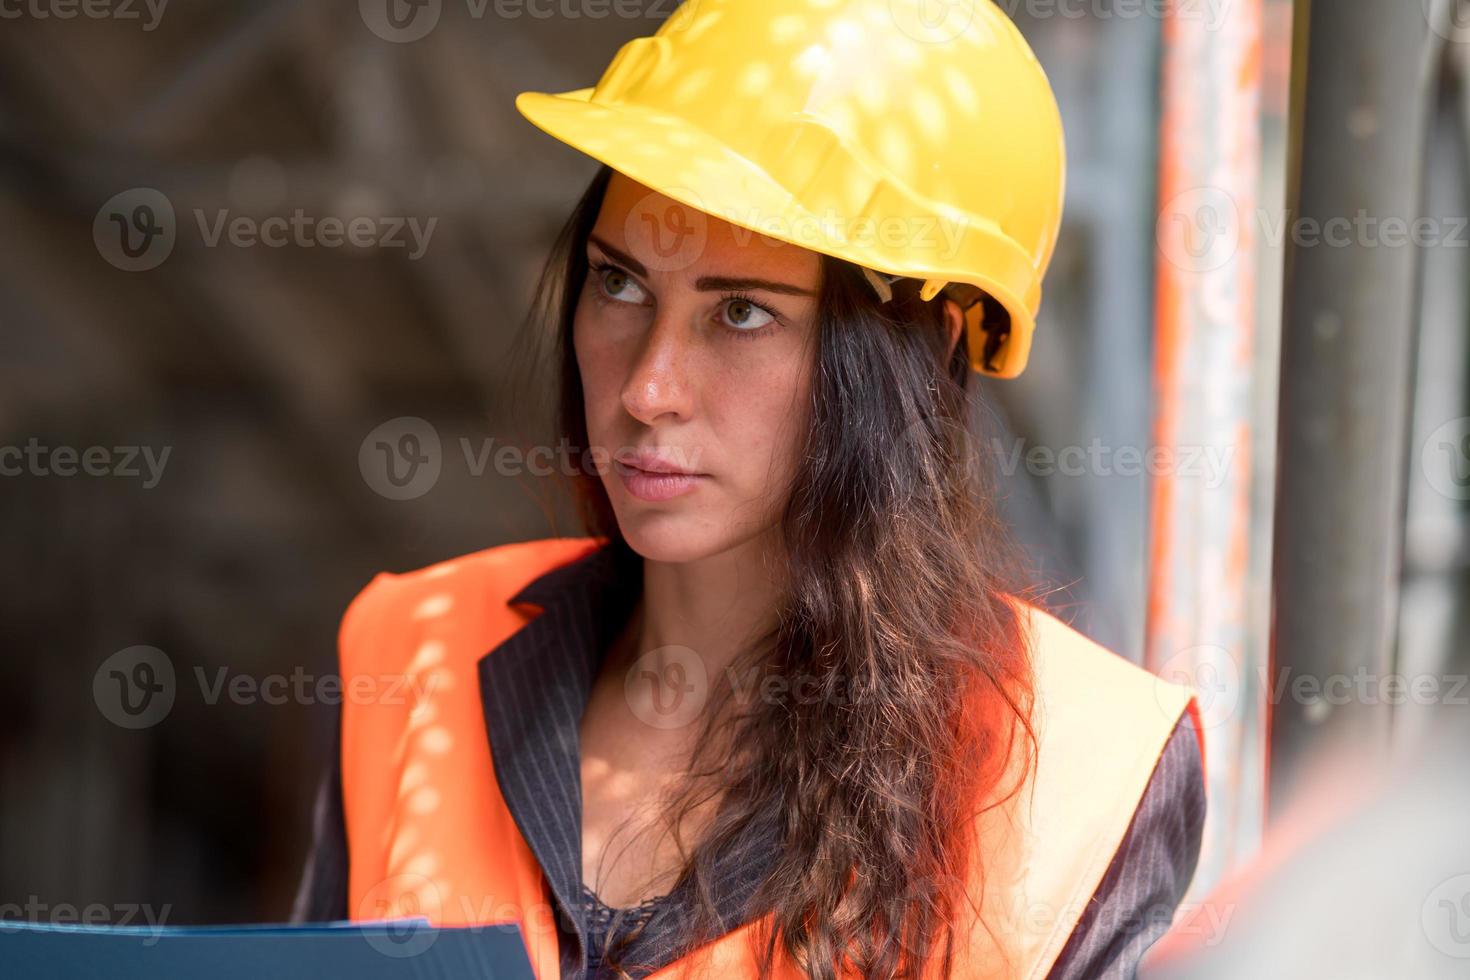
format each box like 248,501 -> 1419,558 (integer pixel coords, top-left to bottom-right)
612,459 -> 707,502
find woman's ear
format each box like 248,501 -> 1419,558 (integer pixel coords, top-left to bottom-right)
943,298 -> 964,358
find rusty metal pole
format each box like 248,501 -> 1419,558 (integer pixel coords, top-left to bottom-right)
1148,0 -> 1263,897
1267,0 -> 1435,821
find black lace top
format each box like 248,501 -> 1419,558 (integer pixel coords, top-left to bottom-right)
580,882 -> 674,979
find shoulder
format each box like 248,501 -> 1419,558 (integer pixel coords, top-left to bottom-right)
1045,712 -> 1207,978
342,536 -> 599,613
945,603 -> 1207,977
1011,599 -> 1202,772
974,601 -> 1206,978
1004,600 -> 1205,919
1018,601 -> 1194,715
334,536 -> 602,663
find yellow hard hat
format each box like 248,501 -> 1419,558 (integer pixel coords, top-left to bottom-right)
515,0 -> 1066,379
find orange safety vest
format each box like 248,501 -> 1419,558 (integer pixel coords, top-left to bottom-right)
338,538 -> 1204,980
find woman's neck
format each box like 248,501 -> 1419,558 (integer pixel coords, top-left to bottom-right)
628,531 -> 784,684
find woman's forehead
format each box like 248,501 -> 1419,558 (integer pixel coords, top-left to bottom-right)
592,172 -> 821,286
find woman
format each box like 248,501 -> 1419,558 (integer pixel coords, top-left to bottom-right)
293,2 -> 1206,978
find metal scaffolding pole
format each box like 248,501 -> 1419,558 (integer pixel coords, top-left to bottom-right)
1147,0 -> 1263,898
1267,0 -> 1434,821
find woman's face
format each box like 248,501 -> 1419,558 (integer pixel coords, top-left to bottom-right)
574,172 -> 821,564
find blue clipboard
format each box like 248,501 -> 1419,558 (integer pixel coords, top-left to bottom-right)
0,917 -> 537,979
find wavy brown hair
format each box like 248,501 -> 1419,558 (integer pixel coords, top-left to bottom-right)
512,164 -> 1040,979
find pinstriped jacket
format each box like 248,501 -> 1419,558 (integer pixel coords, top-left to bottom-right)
290,544 -> 1206,980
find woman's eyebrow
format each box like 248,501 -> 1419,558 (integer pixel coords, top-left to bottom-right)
693,274 -> 815,297
588,233 -> 815,297
587,234 -> 647,276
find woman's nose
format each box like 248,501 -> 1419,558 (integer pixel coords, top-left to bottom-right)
619,313 -> 694,425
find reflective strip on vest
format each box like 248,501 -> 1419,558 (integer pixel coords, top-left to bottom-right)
337,538 -> 1203,980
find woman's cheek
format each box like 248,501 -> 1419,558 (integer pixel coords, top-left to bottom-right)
726,361 -> 810,501
573,314 -> 622,438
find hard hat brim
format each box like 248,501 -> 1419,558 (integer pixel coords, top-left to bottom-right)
516,87 -> 1036,379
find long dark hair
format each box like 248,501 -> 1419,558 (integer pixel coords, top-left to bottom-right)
512,164 -> 1039,979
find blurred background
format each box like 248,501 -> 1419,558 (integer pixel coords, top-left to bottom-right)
1,0 -> 1467,972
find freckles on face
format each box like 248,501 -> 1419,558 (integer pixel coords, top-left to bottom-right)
572,173 -> 822,562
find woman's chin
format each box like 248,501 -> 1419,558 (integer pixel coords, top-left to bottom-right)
610,505 -> 750,565
615,514 -> 723,564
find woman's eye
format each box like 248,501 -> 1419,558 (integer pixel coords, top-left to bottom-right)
719,297 -> 776,331
597,267 -> 648,305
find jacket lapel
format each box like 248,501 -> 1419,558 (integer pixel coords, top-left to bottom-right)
475,539 -> 784,977
476,542 -> 641,971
